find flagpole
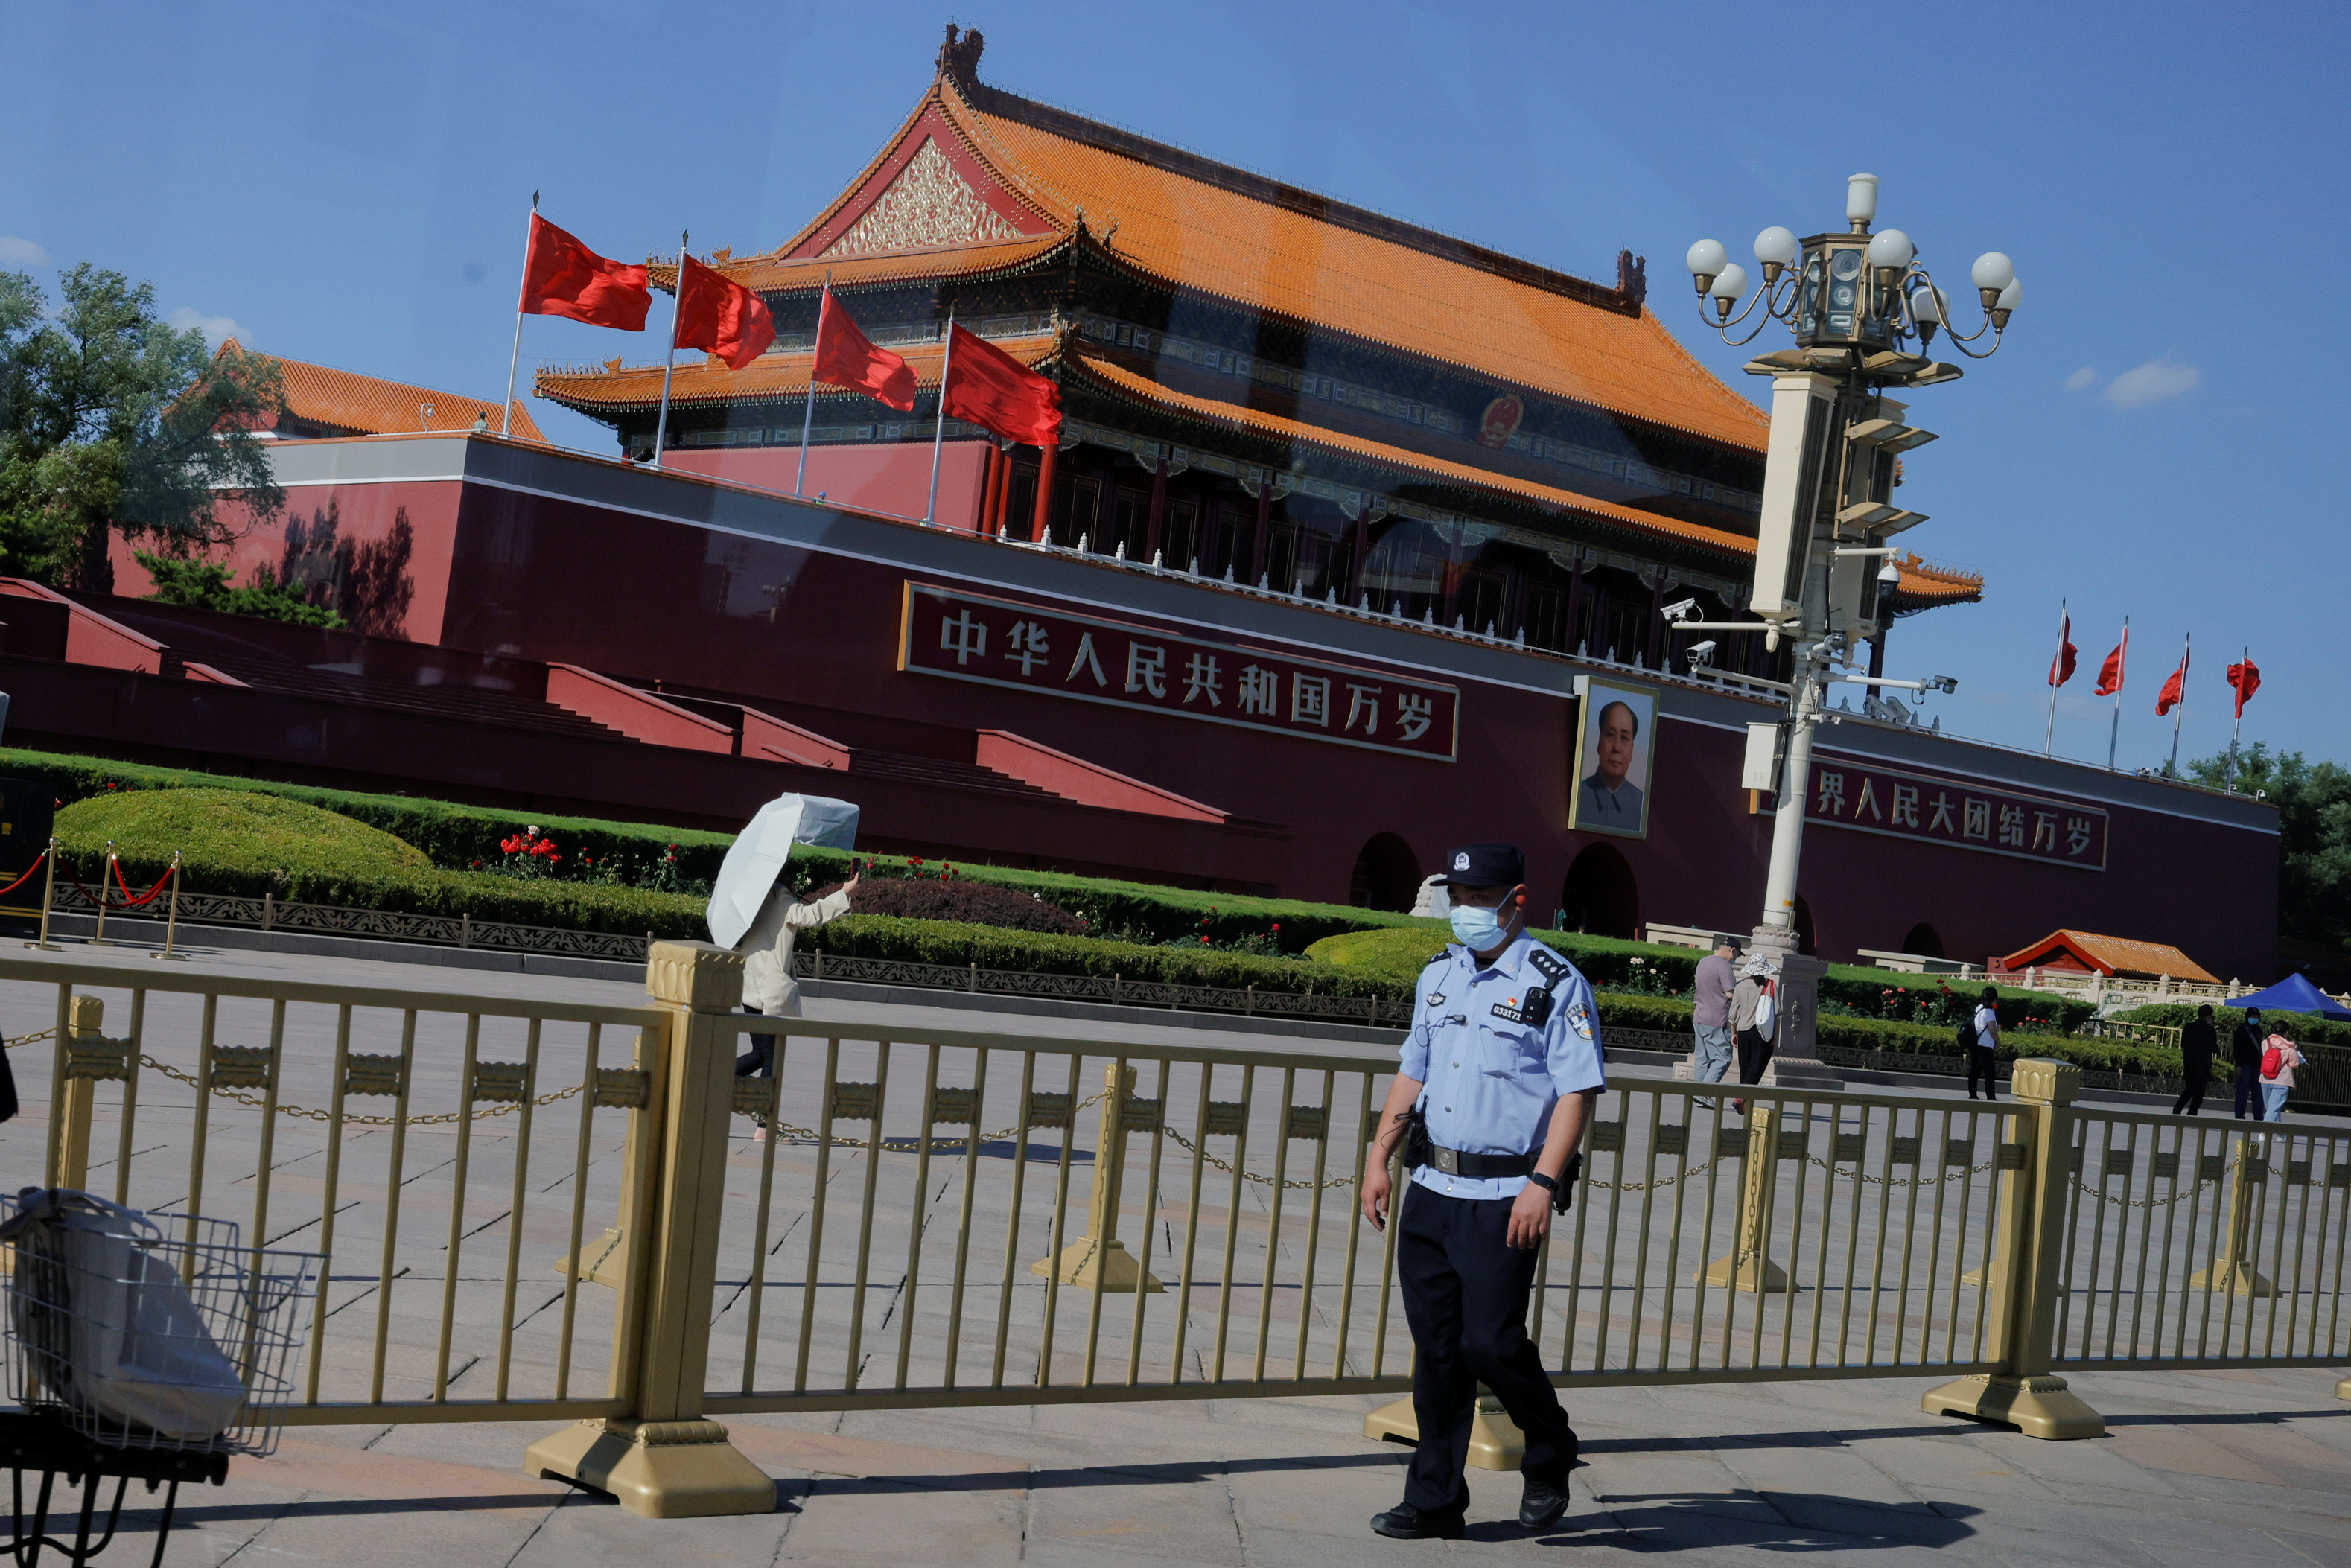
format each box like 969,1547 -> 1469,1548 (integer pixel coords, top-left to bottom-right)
2105,616 -> 2128,771
925,307 -> 955,526
2166,629 -> 2190,778
652,230 -> 684,470
501,192 -> 539,438
796,273 -> 829,498
2043,596 -> 2066,759
2226,643 -> 2248,791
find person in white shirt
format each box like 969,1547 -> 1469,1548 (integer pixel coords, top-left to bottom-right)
1968,987 -> 2002,1101
733,870 -> 859,1080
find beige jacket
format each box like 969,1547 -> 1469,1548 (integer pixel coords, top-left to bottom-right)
735,885 -> 852,1017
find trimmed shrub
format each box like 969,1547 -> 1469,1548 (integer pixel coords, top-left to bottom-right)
2115,1003 -> 2351,1050
57,789 -> 430,900
804,914 -> 1403,999
843,876 -> 1087,935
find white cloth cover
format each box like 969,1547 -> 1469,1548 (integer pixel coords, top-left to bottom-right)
36,1196 -> 245,1441
706,794 -> 859,949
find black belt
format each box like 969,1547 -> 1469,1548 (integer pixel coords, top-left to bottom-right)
1419,1144 -> 1534,1179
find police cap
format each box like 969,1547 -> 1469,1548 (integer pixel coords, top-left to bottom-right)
1439,843 -> 1524,887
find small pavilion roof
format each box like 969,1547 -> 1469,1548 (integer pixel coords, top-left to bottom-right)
2000,929 -> 2220,985
222,342 -> 543,441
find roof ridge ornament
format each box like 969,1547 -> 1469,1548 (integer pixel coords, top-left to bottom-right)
938,24 -> 985,87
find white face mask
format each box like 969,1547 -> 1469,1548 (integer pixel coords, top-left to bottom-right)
1449,902 -> 1512,950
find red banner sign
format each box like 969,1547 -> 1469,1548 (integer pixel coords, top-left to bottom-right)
1805,754 -> 2108,870
898,583 -> 1460,760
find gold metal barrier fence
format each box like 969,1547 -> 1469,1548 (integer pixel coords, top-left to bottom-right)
3,942 -> 2344,1521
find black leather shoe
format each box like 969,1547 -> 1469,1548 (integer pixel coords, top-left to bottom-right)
1370,1503 -> 1466,1540
1519,1476 -> 1570,1529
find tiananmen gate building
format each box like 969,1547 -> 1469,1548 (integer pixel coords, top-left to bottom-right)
28,25 -> 2275,980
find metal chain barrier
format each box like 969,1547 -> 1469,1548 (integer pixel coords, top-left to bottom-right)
763,1089 -> 1115,1155
2072,1171 -> 2227,1208
135,1054 -> 585,1126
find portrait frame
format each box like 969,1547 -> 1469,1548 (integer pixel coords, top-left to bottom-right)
1568,678 -> 1655,839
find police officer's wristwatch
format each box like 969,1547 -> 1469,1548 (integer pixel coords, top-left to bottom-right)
1526,1171 -> 1557,1192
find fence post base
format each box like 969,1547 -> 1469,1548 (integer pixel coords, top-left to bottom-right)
526,1418 -> 775,1519
1362,1389 -> 1522,1471
2186,1259 -> 2275,1297
2337,1377 -> 2350,1402
1028,1236 -> 1163,1293
1921,1373 -> 2105,1441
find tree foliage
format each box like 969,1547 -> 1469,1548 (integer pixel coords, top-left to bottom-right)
132,550 -> 346,628
0,265 -> 284,586
2188,742 -> 2351,946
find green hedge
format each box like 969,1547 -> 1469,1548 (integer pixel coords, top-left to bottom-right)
2116,1003 -> 2351,1049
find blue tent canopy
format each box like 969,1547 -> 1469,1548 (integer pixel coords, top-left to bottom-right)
2232,972 -> 2351,1022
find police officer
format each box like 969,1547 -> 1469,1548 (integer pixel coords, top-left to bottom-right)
1360,843 -> 1604,1539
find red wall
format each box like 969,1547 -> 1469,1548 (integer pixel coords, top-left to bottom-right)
422,480 -> 2280,980
663,442 -> 992,531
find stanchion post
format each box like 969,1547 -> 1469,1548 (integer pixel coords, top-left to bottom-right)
1031,1062 -> 1163,1291
1922,1058 -> 2105,1438
25,837 -> 60,951
89,841 -> 118,946
1701,1103 -> 1790,1292
2190,1130 -> 2276,1297
149,850 -> 187,962
526,940 -> 776,1517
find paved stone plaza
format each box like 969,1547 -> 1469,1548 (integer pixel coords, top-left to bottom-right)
86,1365 -> 2351,1565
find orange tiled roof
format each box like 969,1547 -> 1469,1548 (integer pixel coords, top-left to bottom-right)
649,236 -> 1065,296
2001,929 -> 2219,985
727,71 -> 1769,454
223,342 -> 544,442
1069,349 -> 1757,562
1889,554 -> 1982,606
535,336 -> 1059,415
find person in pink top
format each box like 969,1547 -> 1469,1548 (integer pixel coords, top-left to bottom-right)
2257,1031 -> 2306,1123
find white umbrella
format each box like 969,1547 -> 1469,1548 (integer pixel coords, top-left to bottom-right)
706,794 -> 860,949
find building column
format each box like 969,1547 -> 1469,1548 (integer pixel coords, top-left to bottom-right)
1346,506 -> 1371,601
1030,441 -> 1057,544
1568,548 -> 1587,648
1647,576 -> 1666,666
1249,484 -> 1272,583
1144,457 -> 1168,561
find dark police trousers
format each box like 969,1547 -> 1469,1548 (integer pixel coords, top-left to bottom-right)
1396,1182 -> 1577,1515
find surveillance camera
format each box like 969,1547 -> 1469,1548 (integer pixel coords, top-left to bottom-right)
1686,640 -> 1717,667
1877,556 -> 1903,585
1932,675 -> 1959,694
1662,596 -> 1699,622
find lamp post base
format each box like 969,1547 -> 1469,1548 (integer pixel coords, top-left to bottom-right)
1028,1237 -> 1164,1292
1921,1373 -> 2105,1440
2187,1260 -> 2274,1297
1362,1390 -> 1522,1470
526,1418 -> 777,1518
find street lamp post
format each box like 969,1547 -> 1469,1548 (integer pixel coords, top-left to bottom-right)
1674,174 -> 2017,1071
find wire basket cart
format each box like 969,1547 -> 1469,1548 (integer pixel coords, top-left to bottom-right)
0,1190 -> 322,1565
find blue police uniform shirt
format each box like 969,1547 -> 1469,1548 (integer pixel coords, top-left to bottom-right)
1398,930 -> 1607,1202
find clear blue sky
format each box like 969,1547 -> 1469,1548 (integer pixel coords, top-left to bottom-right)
4,1 -> 2341,771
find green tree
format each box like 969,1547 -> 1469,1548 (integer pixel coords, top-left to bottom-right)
2187,742 -> 2351,946
0,264 -> 284,586
133,550 -> 346,628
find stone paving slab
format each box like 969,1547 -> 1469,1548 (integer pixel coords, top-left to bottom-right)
51,1365 -> 2342,1566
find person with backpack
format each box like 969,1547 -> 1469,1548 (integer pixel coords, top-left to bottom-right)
1965,987 -> 2002,1100
2257,1029 -> 2305,1122
2172,1004 -> 2217,1115
2230,1007 -> 2267,1119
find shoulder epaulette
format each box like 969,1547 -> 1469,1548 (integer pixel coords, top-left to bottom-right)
1525,945 -> 1574,984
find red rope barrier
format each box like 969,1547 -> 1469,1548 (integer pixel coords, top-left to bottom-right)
60,860 -> 173,912
0,851 -> 47,901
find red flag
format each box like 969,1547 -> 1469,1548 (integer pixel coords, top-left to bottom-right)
2047,608 -> 2077,687
674,253 -> 774,371
520,214 -> 650,331
2094,627 -> 2128,696
2157,644 -> 2190,716
812,287 -> 915,412
941,323 -> 1061,446
2227,656 -> 2262,719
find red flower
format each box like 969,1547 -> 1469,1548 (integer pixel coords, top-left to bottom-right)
1200,936 -> 1210,944
1271,922 -> 1282,931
